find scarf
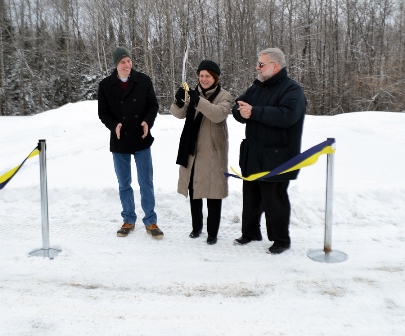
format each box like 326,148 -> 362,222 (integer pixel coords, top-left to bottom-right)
176,84 -> 222,168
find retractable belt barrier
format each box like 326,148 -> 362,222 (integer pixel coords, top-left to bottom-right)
226,138 -> 347,263
0,140 -> 61,259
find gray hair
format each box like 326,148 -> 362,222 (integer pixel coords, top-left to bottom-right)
258,48 -> 286,68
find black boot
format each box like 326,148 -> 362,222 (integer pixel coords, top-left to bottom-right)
207,236 -> 217,245
189,230 -> 202,238
267,242 -> 290,254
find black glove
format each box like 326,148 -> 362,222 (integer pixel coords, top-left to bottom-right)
188,89 -> 200,106
175,87 -> 185,108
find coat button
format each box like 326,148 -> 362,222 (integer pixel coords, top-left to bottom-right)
121,101 -> 123,104
133,99 -> 136,102
123,117 -> 126,120
135,115 -> 138,118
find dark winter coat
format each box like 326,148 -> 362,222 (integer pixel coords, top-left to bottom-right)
98,69 -> 159,154
232,67 -> 306,182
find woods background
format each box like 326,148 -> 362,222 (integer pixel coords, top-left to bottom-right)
0,0 -> 404,116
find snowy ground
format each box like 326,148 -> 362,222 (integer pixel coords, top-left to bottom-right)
0,101 -> 404,335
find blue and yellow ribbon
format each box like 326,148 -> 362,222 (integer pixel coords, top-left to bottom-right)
226,138 -> 336,181
0,147 -> 40,190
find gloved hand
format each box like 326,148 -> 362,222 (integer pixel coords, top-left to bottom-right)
175,87 -> 186,107
188,89 -> 200,106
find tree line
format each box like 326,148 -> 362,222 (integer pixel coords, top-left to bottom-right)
0,0 -> 404,116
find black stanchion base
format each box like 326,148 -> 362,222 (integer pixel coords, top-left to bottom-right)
307,249 -> 348,263
29,248 -> 62,260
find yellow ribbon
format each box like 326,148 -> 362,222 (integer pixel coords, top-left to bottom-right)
230,145 -> 335,181
0,148 -> 40,187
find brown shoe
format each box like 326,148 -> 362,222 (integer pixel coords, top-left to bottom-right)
117,223 -> 135,237
145,224 -> 164,238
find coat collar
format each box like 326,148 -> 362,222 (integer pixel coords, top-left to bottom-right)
109,69 -> 139,99
109,68 -> 140,85
197,84 -> 220,99
253,67 -> 288,88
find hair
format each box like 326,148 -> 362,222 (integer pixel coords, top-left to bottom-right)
197,69 -> 220,86
258,48 -> 286,68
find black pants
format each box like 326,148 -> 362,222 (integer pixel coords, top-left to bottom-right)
241,180 -> 291,245
189,189 -> 222,238
188,165 -> 222,238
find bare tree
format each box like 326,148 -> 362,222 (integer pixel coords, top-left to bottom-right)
0,0 -> 7,115
1,0 -> 404,115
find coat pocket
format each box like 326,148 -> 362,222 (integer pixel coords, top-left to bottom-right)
211,122 -> 228,152
260,147 -> 290,171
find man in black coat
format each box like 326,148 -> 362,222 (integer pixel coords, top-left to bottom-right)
98,47 -> 164,238
232,47 -> 306,254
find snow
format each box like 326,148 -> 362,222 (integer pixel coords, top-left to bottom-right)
0,101 -> 404,335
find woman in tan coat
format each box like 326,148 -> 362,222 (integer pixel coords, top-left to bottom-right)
170,60 -> 232,245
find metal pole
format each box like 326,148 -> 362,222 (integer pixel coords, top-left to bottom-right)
39,140 -> 50,252
29,140 -> 61,259
324,147 -> 334,253
308,138 -> 347,263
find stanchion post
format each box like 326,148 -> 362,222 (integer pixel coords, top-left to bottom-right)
307,138 -> 348,263
324,145 -> 334,253
29,140 -> 61,259
39,139 -> 50,251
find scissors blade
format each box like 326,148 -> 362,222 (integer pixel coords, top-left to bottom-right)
181,43 -> 189,84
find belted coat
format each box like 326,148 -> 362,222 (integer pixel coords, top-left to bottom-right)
98,69 -> 159,154
232,68 -> 306,182
170,86 -> 232,199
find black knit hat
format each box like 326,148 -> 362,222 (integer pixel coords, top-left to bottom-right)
197,60 -> 221,76
112,47 -> 131,67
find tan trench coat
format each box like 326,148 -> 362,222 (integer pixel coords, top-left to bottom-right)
170,86 -> 232,199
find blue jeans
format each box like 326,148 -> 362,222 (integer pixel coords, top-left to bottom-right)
112,148 -> 157,226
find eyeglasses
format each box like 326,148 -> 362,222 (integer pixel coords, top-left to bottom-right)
256,61 -> 276,68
